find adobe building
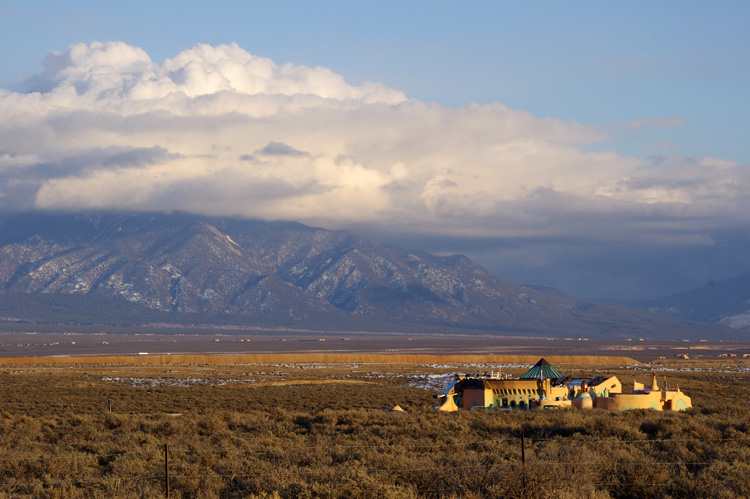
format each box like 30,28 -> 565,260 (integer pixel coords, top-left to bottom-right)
435,358 -> 690,412
594,373 -> 692,411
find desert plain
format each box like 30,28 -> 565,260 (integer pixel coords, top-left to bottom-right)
0,331 -> 748,498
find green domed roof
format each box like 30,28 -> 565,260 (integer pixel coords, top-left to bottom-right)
520,358 -> 563,380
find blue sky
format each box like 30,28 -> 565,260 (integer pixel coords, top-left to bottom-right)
3,1 -> 748,162
1,1 -> 748,300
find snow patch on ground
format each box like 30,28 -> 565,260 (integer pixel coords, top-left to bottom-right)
624,365 -> 750,374
101,362 -> 750,391
102,377 -> 268,387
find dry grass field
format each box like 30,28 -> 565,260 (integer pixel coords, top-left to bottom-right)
3,331 -> 748,363
0,355 -> 748,498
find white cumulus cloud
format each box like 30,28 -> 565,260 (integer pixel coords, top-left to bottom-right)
0,41 -> 748,245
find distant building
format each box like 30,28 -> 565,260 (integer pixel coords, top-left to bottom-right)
434,358 -> 690,412
595,374 -> 691,411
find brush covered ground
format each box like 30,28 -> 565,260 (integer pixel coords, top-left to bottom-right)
0,358 -> 748,498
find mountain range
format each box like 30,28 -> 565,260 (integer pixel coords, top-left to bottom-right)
0,212 -> 740,339
631,273 -> 750,330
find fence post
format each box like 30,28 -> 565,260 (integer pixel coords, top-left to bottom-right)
164,443 -> 170,499
521,431 -> 527,497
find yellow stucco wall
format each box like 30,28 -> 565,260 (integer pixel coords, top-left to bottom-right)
479,379 -> 570,408
595,389 -> 692,411
589,376 -> 621,397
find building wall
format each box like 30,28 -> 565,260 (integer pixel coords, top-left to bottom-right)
595,392 -> 662,411
589,376 -> 621,397
484,379 -> 542,407
462,388 -> 489,409
595,390 -> 691,411
480,379 -> 569,408
662,391 -> 691,411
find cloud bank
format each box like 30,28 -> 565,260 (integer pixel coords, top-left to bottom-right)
1,41 -> 748,252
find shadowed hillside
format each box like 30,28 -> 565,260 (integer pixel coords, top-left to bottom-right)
0,212 -> 739,339
630,273 -> 750,330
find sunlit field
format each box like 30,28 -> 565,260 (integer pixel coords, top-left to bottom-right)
0,354 -> 748,498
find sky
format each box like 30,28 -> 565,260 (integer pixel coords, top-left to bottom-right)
1,1 -> 749,301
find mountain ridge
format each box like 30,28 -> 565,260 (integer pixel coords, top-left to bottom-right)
630,273 -> 750,330
0,211 -> 740,339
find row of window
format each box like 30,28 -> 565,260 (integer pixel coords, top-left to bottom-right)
490,388 -> 539,396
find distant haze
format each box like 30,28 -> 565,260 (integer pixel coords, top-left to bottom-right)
1,39 -> 749,301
